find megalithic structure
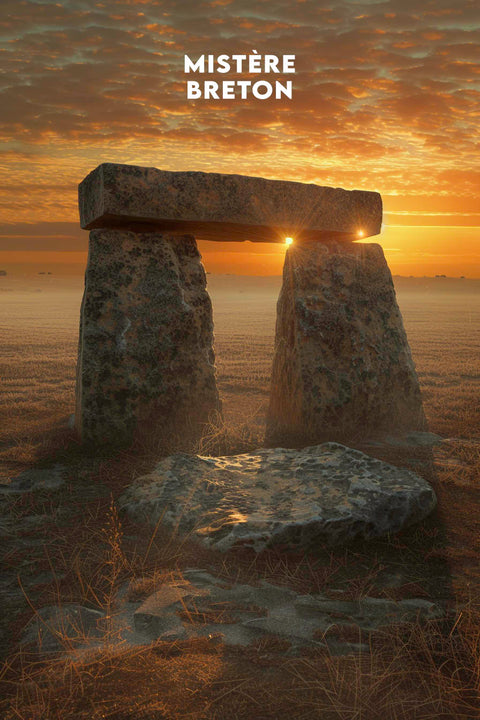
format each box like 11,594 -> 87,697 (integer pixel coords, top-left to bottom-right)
74,162 -> 424,448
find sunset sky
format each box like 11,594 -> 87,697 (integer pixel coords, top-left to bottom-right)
0,0 -> 479,276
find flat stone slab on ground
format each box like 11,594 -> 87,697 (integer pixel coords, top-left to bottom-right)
125,569 -> 444,654
0,463 -> 66,495
120,442 -> 437,551
21,604 -> 105,653
79,163 -> 382,242
21,570 -> 446,657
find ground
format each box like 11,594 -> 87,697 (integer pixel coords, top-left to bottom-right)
0,273 -> 480,718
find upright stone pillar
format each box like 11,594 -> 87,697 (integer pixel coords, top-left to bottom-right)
265,241 -> 426,447
76,161 -> 385,447
75,229 -> 220,446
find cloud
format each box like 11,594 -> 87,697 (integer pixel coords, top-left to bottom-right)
0,0 -> 477,251
0,222 -> 86,251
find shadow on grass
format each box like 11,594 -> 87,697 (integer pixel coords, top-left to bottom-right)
2,417 -> 480,719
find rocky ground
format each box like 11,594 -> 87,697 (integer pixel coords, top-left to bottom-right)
1,427 -> 480,718
0,431 -> 467,657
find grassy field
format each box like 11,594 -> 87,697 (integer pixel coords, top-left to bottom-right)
1,272 -> 480,718
2,274 -> 479,456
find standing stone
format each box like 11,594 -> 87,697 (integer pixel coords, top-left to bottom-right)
75,230 -> 220,446
265,241 -> 426,447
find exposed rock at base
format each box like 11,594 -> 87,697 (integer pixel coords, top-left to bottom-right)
119,569 -> 445,655
119,443 -> 436,551
79,162 -> 382,242
0,463 -> 66,494
265,241 -> 427,447
75,230 -> 220,446
21,604 -> 105,653
129,570 -> 444,653
20,570 -> 446,657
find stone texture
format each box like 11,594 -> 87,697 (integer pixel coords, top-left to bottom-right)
123,570 -> 444,654
20,570 -> 446,657
265,241 -> 426,447
0,463 -> 66,494
75,229 -> 220,446
79,163 -> 382,242
21,604 -> 105,653
119,442 -> 436,551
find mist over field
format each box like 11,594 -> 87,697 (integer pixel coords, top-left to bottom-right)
1,272 -> 479,469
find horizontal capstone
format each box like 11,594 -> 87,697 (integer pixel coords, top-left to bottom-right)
79,163 -> 382,242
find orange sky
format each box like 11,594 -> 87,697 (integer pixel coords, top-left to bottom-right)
0,0 -> 479,276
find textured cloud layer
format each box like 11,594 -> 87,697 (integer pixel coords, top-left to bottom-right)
0,0 -> 478,272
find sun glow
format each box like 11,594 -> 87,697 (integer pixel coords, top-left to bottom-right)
357,230 -> 365,238
285,236 -> 294,246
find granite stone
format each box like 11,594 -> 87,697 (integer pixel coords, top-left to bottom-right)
119,442 -> 437,551
20,571 -> 445,657
79,163 -> 382,242
75,229 -> 220,446
121,570 -> 444,653
265,241 -> 427,447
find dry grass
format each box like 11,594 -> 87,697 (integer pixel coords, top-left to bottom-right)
1,275 -> 480,718
0,478 -> 478,719
2,609 -> 480,719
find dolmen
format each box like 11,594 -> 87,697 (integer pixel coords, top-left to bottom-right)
75,162 -> 425,447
